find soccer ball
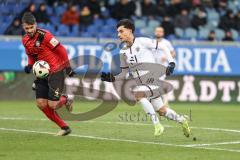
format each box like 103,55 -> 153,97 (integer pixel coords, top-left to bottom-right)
33,60 -> 50,78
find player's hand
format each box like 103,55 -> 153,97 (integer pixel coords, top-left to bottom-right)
166,62 -> 175,76
24,65 -> 32,74
101,72 -> 115,82
66,67 -> 76,77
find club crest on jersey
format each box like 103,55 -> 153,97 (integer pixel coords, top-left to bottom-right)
35,41 -> 40,47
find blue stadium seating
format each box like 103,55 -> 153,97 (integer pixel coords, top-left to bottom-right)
215,28 -> 225,40
140,27 -> 154,37
70,25 -> 80,36
174,28 -> 184,38
93,18 -> 104,27
135,19 -> 147,28
198,28 -> 210,39
230,29 -> 239,40
87,25 -> 99,34
50,16 -> 61,26
46,6 -> 54,15
105,18 -> 117,27
148,20 -> 160,28
55,5 -> 67,16
56,24 -> 70,37
0,0 -> 240,40
185,28 -> 198,39
0,23 -> 9,34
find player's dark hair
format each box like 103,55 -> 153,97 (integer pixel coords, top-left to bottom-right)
116,19 -> 135,33
22,12 -> 36,24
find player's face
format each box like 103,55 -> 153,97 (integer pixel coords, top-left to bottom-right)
117,26 -> 133,43
155,27 -> 164,39
22,23 -> 37,37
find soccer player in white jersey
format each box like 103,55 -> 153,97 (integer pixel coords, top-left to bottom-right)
101,19 -> 191,137
154,26 -> 176,105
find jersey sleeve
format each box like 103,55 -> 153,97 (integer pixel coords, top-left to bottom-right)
22,38 -> 35,66
44,32 -> 70,68
166,40 -> 175,52
27,53 -> 35,66
138,37 -> 156,49
44,32 -> 60,50
158,42 -> 174,63
54,43 -> 70,68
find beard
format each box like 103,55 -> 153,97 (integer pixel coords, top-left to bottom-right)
155,35 -> 163,39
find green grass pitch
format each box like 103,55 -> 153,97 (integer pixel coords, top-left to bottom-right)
0,101 -> 239,160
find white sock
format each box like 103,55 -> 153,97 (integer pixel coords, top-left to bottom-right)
139,98 -> 159,125
165,108 -> 185,123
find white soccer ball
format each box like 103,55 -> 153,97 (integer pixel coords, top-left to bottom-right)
33,60 -> 50,78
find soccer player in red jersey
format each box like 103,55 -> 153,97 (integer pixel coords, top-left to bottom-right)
22,12 -> 75,136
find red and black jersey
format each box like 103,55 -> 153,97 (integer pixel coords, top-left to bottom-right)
22,28 -> 70,72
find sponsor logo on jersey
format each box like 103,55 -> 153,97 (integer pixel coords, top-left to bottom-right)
50,38 -> 59,47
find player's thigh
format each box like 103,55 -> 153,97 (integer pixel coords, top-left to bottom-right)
150,96 -> 165,113
34,79 -> 49,109
48,70 -> 65,101
34,78 -> 49,100
36,98 -> 48,109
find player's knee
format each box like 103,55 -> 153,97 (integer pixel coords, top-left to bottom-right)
36,99 -> 48,109
135,92 -> 146,102
158,106 -> 167,116
48,101 -> 58,109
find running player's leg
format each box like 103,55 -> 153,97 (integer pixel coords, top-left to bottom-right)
159,75 -> 169,106
151,96 -> 191,137
135,92 -> 164,136
47,70 -> 72,136
35,79 -> 70,136
47,70 -> 73,111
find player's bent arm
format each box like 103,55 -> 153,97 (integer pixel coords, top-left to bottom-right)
165,40 -> 175,58
158,43 -> 175,76
101,67 -> 129,82
159,43 -> 174,63
24,50 -> 35,74
171,50 -> 176,58
54,44 -> 76,76
53,44 -> 70,67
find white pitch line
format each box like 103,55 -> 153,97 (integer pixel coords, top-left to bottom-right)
195,146 -> 240,153
184,141 -> 240,147
1,116 -> 240,134
88,120 -> 240,134
0,117 -> 47,121
0,127 -> 240,154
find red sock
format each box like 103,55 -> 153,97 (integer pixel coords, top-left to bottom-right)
57,95 -> 67,109
41,105 -> 67,128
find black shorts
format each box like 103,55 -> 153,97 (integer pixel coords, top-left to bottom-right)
34,70 -> 65,101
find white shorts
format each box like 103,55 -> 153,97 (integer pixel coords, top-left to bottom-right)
150,96 -> 164,111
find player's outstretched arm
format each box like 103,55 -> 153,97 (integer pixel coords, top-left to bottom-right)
101,67 -> 129,82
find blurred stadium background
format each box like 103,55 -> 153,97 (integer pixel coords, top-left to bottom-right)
0,0 -> 240,160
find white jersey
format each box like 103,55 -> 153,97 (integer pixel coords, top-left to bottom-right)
118,37 -> 174,94
119,37 -> 174,69
153,38 -> 175,67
